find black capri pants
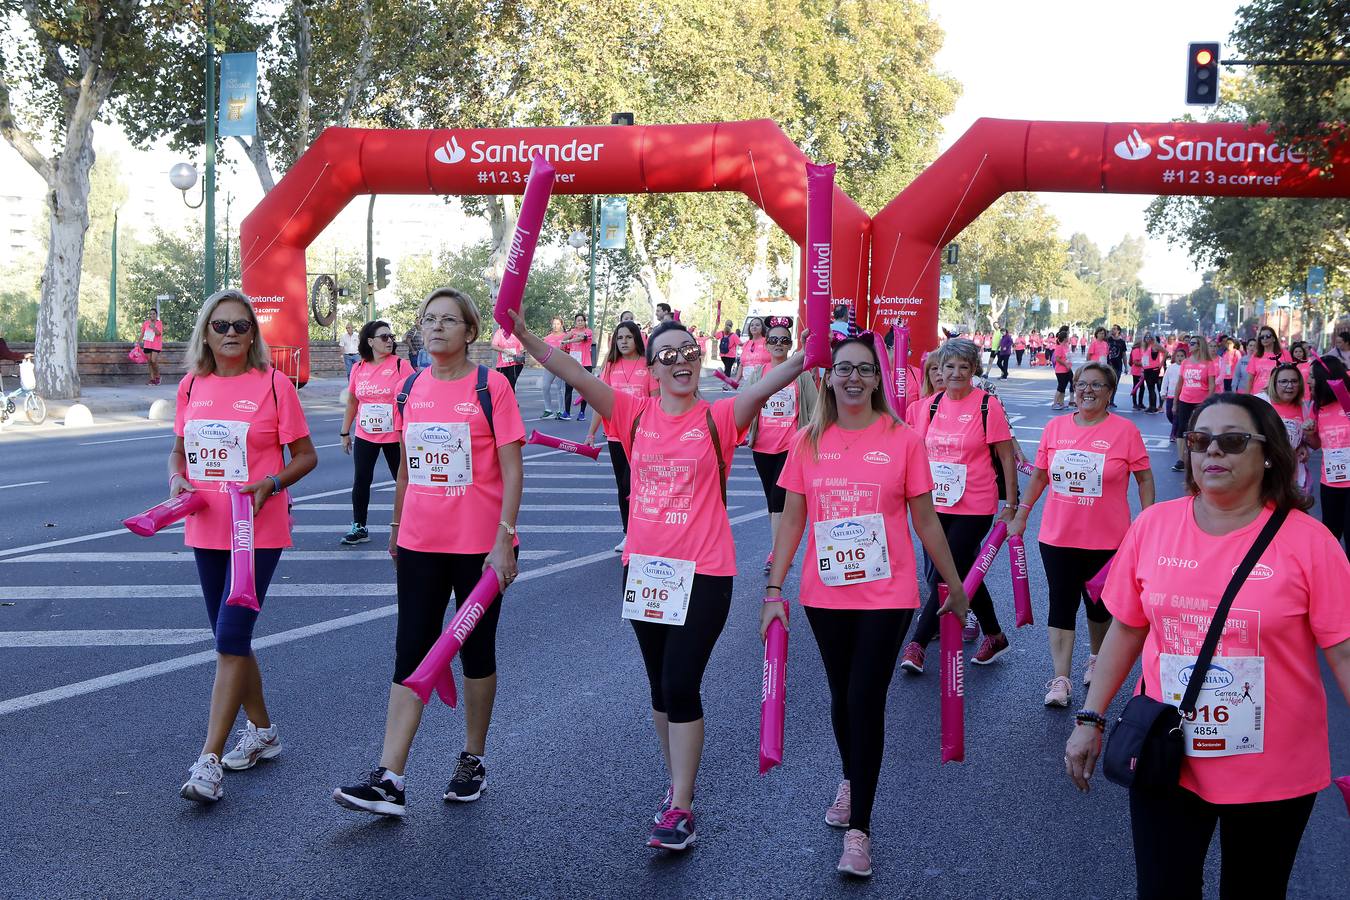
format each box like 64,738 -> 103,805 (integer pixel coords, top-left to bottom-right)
1055,371 -> 1073,393
1037,542 -> 1114,630
1320,483 -> 1350,558
913,513 -> 1003,646
626,569 -> 733,723
752,449 -> 788,514
1171,399 -> 1199,440
393,546 -> 517,683
608,440 -> 632,532
352,436 -> 400,527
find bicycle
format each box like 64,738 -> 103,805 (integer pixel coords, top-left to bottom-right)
0,357 -> 47,426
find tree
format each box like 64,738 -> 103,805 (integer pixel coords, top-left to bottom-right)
122,223 -> 229,340
0,1 -> 183,397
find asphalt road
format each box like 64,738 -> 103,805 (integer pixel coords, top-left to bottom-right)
0,361 -> 1345,899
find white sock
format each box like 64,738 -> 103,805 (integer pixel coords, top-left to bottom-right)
382,769 -> 406,789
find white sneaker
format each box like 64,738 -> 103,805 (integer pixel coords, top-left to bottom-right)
1044,676 -> 1072,708
221,720 -> 282,771
614,537 -> 625,553
180,753 -> 224,803
1083,654 -> 1097,687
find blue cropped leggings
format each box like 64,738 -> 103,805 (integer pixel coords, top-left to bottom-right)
193,547 -> 283,656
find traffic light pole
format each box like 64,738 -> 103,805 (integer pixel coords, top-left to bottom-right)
366,195 -> 376,321
587,196 -> 598,341
204,0 -> 216,297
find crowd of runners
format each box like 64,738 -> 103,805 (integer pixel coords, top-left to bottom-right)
162,286 -> 1348,893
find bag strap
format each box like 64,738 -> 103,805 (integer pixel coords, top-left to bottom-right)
395,369 -> 423,419
1178,507 -> 1289,714
476,364 -> 495,440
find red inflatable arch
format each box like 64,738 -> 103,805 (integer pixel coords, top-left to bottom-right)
242,117 -> 1348,383
240,120 -> 870,384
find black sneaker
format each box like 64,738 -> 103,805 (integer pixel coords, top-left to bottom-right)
333,767 -> 406,817
1170,460 -> 1186,472
340,523 -> 370,545
444,752 -> 486,802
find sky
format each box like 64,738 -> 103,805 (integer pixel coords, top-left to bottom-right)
0,0 -> 1244,296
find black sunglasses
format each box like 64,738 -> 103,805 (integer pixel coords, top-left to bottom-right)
373,334 -> 395,342
653,344 -> 703,366
1183,431 -> 1267,455
766,335 -> 792,346
209,319 -> 253,335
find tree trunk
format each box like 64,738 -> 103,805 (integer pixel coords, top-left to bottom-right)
628,214 -> 667,318
35,139 -> 96,399
484,194 -> 519,300
294,3 -> 313,160
745,209 -> 773,302
234,133 -> 275,194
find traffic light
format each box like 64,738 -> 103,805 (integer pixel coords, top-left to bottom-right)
375,257 -> 391,290
1186,42 -> 1220,105
945,244 -> 959,266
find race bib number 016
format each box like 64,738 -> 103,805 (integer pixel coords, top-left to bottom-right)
763,386 -> 796,419
359,402 -> 394,434
1050,449 -> 1104,498
405,422 -> 472,487
1325,446 -> 1349,484
622,554 -> 695,626
185,420 -> 250,482
929,461 -> 967,507
1159,653 -> 1265,758
813,514 -> 890,587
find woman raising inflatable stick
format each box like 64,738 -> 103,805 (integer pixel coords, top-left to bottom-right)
509,309 -> 807,852
585,321 -> 657,552
762,335 -> 970,878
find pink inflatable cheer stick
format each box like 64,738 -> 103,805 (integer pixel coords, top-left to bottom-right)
526,429 -> 602,460
1009,534 -> 1033,628
759,608 -> 789,775
714,370 -> 741,390
1085,557 -> 1114,604
1310,350 -> 1350,415
1016,459 -> 1036,476
492,155 -> 557,338
962,520 -> 1008,599
123,491 -> 208,537
872,332 -> 901,416
802,163 -> 835,370
939,585 -> 966,764
224,483 -> 259,612
402,568 -> 501,708
892,326 -> 910,421
1335,775 -> 1350,816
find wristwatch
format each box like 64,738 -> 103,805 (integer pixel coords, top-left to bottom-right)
499,520 -> 517,536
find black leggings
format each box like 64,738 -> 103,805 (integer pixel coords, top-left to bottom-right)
1055,371 -> 1073,393
498,364 -> 522,389
392,547 -> 514,683
997,354 -> 1009,378
1143,368 -> 1161,409
352,436 -> 400,526
805,606 -> 913,835
1172,399 -> 1199,440
752,449 -> 788,514
627,570 -> 733,723
1129,782 -> 1315,899
1038,543 -> 1114,630
1015,349 -> 1025,365
563,365 -> 592,414
721,356 -> 736,376
1320,483 -> 1350,558
1131,374 -> 1145,407
608,440 -> 631,532
193,547 -> 283,656
913,513 -> 1003,646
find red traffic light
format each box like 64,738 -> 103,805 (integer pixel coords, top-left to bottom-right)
1195,48 -> 1213,66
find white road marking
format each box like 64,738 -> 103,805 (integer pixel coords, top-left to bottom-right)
78,431 -> 174,446
0,528 -> 132,561
0,629 -> 214,648
0,481 -> 48,490
2,549 -> 564,564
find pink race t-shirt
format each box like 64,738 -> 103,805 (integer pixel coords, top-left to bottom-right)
1246,354 -> 1279,395
174,368 -> 309,550
1034,413 -> 1149,550
1103,499 -> 1350,804
1088,339 -> 1108,362
751,380 -> 799,455
778,418 -> 931,610
720,333 -> 741,359
141,319 -> 163,351
600,358 -> 656,403
566,328 -> 594,367
915,388 -> 1012,516
1177,360 -> 1217,404
1220,348 -> 1241,379
1314,403 -> 1350,487
1053,343 -> 1070,374
740,338 -> 771,369
491,332 -> 524,368
1129,348 -> 1143,377
393,368 -> 526,555
609,392 -> 746,576
349,356 -> 414,444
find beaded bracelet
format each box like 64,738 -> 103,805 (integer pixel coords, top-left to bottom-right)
1074,710 -> 1107,730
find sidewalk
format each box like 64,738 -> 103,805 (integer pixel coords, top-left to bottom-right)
40,376 -> 354,420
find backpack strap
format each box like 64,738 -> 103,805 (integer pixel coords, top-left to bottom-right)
928,393 -> 941,424
629,405 -> 728,508
476,364 -> 495,440
396,369 -> 424,419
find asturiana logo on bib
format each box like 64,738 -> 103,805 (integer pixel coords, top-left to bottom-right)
862,450 -> 891,464
642,560 -> 677,580
232,400 -> 258,413
420,425 -> 453,444
1178,663 -> 1234,691
1238,562 -> 1275,581
679,427 -> 705,442
829,521 -> 867,542
198,423 -> 231,441
454,402 -> 480,415
1062,450 -> 1094,467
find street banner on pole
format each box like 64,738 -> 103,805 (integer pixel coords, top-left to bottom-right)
218,53 -> 258,137
1307,266 -> 1326,297
939,274 -> 953,300
598,197 -> 628,249
978,284 -> 992,306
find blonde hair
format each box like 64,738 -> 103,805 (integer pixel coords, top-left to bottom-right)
1188,336 -> 1213,362
185,289 -> 271,376
919,353 -> 942,397
418,287 -> 481,348
804,336 -> 900,459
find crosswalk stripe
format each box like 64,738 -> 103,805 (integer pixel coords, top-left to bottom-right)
2,549 -> 564,564
0,629 -> 214,647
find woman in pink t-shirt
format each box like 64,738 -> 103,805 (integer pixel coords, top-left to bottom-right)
734,317 -> 770,386
334,288 -> 525,819
560,313 -> 595,421
905,337 -> 1019,671
1051,326 -> 1074,410
1266,363 -> 1314,495
747,322 -> 818,573
489,326 -> 525,390
340,320 -> 414,545
761,336 -> 970,877
540,318 -> 568,418
1140,336 -> 1165,414
1218,337 -> 1241,391
169,290 -> 318,804
140,315 -> 164,385
1288,340 -> 1313,395
586,321 -> 656,551
508,312 -> 806,852
1088,327 -> 1109,365
1245,325 -> 1284,396
717,322 -> 741,380
1306,355 -> 1350,556
1127,341 -> 1145,409
1170,337 -> 1217,472
1065,393 -> 1350,897
1010,361 -> 1154,708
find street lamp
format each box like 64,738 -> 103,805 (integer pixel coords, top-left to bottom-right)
166,0 -> 218,297
170,163 -> 203,208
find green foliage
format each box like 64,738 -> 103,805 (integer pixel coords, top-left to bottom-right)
122,222 -> 240,340
0,261 -> 41,340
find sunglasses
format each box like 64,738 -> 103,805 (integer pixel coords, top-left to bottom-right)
374,334 -> 395,342
1183,431 -> 1267,455
653,344 -> 703,366
209,319 -> 253,335
830,362 -> 880,378
766,335 -> 793,346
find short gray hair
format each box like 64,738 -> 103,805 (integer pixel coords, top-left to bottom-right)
934,337 -> 983,376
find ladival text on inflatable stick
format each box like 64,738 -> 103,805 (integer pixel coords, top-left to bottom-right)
1016,459 -> 1036,477
403,567 -> 501,708
123,492 -> 209,537
1085,557 -> 1114,604
872,332 -> 901,416
714,370 -> 740,390
526,429 -> 602,460
224,483 -> 259,612
492,155 -> 557,338
1009,534 -> 1033,628
802,163 -> 835,370
892,326 -> 910,422
961,520 -> 1008,599
759,608 -> 789,775
939,586 -> 966,764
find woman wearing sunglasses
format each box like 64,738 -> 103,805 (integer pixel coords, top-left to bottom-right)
1306,355 -> 1350,557
170,290 -> 318,803
586,321 -> 656,553
747,321 -> 818,574
1065,393 -> 1350,899
506,310 -> 804,852
1245,325 -> 1285,396
1010,362 -> 1153,708
762,336 -> 969,878
339,320 -> 414,546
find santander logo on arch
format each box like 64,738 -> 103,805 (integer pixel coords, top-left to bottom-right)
1114,129 -> 1152,161
434,136 -> 466,164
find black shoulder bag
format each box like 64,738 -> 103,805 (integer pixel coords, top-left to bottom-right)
1102,507 -> 1287,790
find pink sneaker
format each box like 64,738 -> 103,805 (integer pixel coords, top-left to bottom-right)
899,642 -> 925,675
762,551 -> 774,576
648,807 -> 696,850
1043,676 -> 1072,708
971,632 -> 1010,665
837,829 -> 872,877
1083,654 -> 1097,686
961,610 -> 979,642
825,780 -> 851,828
